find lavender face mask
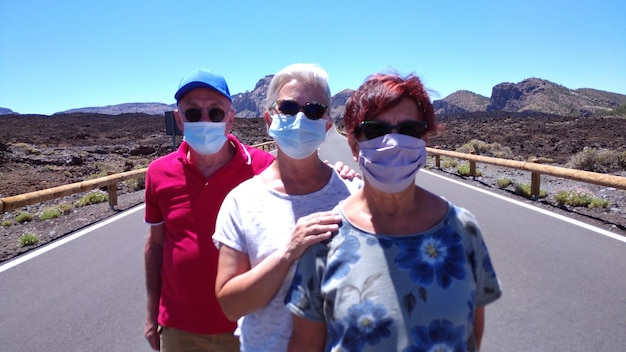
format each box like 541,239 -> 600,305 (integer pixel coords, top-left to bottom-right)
358,134 -> 427,193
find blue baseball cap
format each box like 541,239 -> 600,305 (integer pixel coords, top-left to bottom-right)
174,68 -> 232,102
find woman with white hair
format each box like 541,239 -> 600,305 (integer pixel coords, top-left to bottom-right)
213,63 -> 361,351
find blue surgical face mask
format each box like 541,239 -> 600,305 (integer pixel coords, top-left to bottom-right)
358,134 -> 427,193
183,121 -> 228,155
268,112 -> 327,159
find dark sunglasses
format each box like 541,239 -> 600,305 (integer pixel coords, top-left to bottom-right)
274,99 -> 327,120
183,108 -> 227,122
357,120 -> 428,140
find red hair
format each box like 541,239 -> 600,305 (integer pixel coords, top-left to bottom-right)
343,73 -> 436,137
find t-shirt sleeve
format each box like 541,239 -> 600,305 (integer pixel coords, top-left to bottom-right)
212,190 -> 247,252
457,206 -> 503,306
285,241 -> 329,322
144,165 -> 164,225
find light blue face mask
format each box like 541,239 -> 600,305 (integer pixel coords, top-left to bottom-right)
358,133 -> 427,193
268,112 -> 327,159
183,121 -> 228,155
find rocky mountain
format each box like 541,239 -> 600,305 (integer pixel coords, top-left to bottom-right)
231,75 -> 273,118
485,78 -> 625,117
57,102 -> 176,115
2,77 -> 625,118
432,90 -> 489,114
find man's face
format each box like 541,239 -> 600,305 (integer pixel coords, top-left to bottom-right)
176,87 -> 233,123
174,87 -> 235,133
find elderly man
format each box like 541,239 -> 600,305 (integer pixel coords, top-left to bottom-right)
143,68 -> 275,351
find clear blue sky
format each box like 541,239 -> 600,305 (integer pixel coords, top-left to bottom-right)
1,0 -> 625,115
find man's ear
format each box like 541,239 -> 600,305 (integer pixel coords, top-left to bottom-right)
226,109 -> 236,133
347,134 -> 359,162
174,110 -> 184,133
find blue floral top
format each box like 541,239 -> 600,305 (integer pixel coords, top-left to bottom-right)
285,202 -> 502,352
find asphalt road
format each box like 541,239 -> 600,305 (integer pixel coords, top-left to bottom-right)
1,128 -> 625,351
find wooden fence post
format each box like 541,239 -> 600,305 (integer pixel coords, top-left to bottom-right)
106,171 -> 118,209
530,158 -> 541,200
469,150 -> 477,178
433,146 -> 441,168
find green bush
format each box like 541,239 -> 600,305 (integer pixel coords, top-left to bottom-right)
18,233 -> 39,247
441,157 -> 458,169
589,198 -> 610,209
15,212 -> 34,223
456,139 -> 514,159
39,206 -> 63,220
497,178 -> 513,188
2,219 -> 13,226
566,148 -> 626,173
554,190 -> 610,208
456,163 -> 482,177
125,177 -> 145,191
36,203 -> 74,219
75,191 -> 108,207
514,183 -> 547,199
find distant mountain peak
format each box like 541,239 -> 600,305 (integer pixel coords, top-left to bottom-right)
2,77 -> 624,118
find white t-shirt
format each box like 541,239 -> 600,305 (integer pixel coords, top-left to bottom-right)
213,170 -> 361,352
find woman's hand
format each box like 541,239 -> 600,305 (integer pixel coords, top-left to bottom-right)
327,160 -> 362,180
283,211 -> 341,260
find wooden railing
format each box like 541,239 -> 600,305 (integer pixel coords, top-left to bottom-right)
0,141 -> 276,213
1,141 -> 624,212
427,147 -> 626,196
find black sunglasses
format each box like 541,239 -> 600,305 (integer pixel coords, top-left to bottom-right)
357,120 -> 428,140
274,99 -> 327,120
183,108 -> 226,122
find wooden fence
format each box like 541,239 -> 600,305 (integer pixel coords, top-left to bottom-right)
1,141 -> 624,213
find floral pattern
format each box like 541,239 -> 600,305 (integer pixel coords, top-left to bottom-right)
395,227 -> 467,288
403,319 -> 466,352
285,203 -> 502,351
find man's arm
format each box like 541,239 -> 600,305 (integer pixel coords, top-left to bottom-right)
288,315 -> 326,352
144,224 -> 165,351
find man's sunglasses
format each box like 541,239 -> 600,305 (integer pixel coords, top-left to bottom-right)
357,120 -> 428,140
183,108 -> 226,122
274,99 -> 327,120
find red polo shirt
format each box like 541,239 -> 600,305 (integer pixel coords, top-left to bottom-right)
144,135 -> 274,335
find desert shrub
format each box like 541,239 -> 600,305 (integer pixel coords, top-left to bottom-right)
566,148 -> 625,173
497,178 -> 513,188
554,190 -> 610,208
441,157 -> 458,169
88,171 -> 109,180
589,198 -> 610,209
39,207 -> 62,220
75,191 -> 108,207
514,183 -> 547,199
456,139 -> 514,159
124,160 -> 135,172
18,233 -> 39,247
15,212 -> 34,223
10,142 -> 42,155
456,163 -> 482,177
125,177 -> 145,191
38,205 -> 70,220
528,156 -> 554,164
2,219 -> 13,226
58,203 -> 74,213
63,170 -> 72,177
